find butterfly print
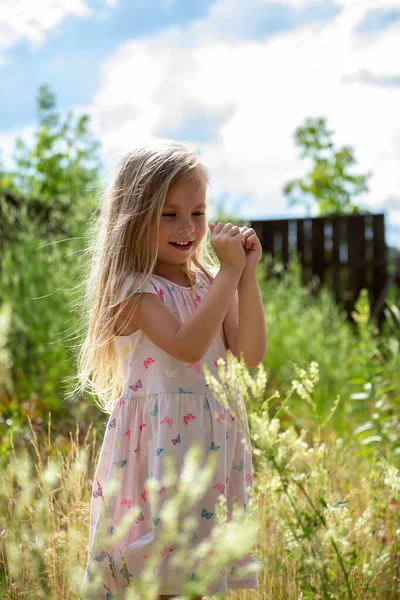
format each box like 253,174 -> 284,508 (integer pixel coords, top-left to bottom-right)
119,566 -> 133,578
143,357 -> 155,369
213,482 -> 225,494
157,288 -> 165,299
210,441 -> 221,452
113,460 -> 127,467
161,416 -> 173,427
135,511 -> 144,524
94,550 -> 107,562
187,363 -> 201,373
245,473 -> 254,484
92,483 -> 103,498
189,532 -> 198,544
153,517 -> 161,525
119,398 -> 125,407
194,294 -> 201,304
183,413 -> 195,425
234,459 -> 245,472
179,387 -> 193,394
129,379 -> 142,392
150,404 -> 159,416
160,545 -> 174,557
156,448 -> 164,456
139,422 -> 146,431
172,434 -> 181,445
217,414 -> 225,421
201,508 -> 214,519
159,486 -> 166,494
121,497 -> 133,508
108,418 -> 116,429
141,489 -> 149,502
126,285 -> 141,296
165,369 -> 178,378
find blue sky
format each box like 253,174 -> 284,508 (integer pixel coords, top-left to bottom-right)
1,0 -> 400,247
1,0 -> 342,132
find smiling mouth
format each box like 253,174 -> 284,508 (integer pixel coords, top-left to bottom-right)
170,241 -> 194,249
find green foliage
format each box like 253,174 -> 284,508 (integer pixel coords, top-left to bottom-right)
0,84 -> 104,457
350,289 -> 400,457
256,255 -> 400,443
283,117 -> 372,215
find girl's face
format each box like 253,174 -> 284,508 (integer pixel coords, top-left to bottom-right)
156,178 -> 207,267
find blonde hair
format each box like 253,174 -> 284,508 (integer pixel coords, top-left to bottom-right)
64,141 -> 218,415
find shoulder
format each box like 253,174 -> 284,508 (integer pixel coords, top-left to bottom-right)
115,273 -> 158,305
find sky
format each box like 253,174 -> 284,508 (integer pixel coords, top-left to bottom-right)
1,0 -> 400,248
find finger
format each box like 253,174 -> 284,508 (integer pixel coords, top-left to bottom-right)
226,225 -> 241,237
212,221 -> 225,234
244,234 -> 258,247
220,222 -> 234,233
242,228 -> 255,240
230,231 -> 245,243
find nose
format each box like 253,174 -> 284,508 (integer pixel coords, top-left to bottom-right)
177,216 -> 195,235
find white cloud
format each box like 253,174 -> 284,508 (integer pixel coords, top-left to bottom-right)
2,0 -> 400,245
87,1 -> 400,232
0,0 -> 98,64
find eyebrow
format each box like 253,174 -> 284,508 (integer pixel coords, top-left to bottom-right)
163,203 -> 207,209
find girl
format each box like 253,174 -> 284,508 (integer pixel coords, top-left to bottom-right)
78,141 -> 267,600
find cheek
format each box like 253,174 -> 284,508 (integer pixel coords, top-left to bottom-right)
197,220 -> 207,240
158,221 -> 172,242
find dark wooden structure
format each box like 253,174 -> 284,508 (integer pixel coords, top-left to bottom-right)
250,214 -> 395,320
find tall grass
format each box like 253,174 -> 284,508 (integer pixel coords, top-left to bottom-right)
1,261 -> 399,598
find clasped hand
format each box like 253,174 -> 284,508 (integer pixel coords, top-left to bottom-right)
208,221 -> 262,277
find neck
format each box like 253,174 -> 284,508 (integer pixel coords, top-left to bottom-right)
153,261 -> 192,285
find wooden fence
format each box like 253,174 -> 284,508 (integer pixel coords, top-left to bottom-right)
250,214 -> 390,318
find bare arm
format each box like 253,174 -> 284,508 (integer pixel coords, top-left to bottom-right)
116,222 -> 246,363
126,266 -> 243,363
223,274 -> 267,367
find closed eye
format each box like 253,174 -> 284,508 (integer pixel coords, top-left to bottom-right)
162,212 -> 205,217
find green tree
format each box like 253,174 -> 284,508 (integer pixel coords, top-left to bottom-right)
283,117 -> 372,215
0,84 -> 103,455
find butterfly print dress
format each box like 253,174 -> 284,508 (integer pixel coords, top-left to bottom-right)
80,270 -> 259,599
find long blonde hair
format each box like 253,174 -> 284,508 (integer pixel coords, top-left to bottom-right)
65,141 -> 218,415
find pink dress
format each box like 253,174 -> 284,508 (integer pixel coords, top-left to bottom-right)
80,270 -> 259,599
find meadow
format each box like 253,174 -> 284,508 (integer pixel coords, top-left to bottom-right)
1,256 -> 399,599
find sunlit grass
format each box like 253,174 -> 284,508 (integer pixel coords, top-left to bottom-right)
1,347 -> 399,598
